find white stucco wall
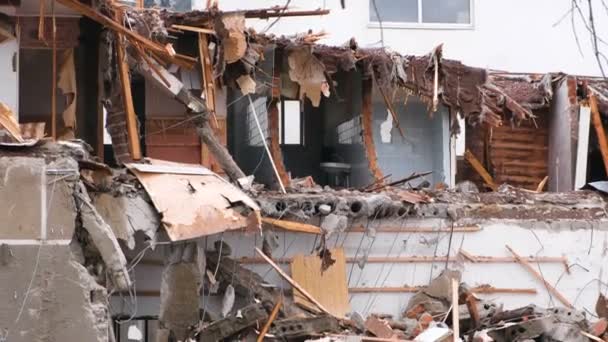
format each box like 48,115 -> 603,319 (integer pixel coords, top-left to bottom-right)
113,219 -> 608,319
0,39 -> 18,117
214,0 -> 608,77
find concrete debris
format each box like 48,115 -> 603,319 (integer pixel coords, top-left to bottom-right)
75,182 -> 132,291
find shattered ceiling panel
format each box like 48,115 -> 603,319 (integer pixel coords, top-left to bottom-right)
126,159 -> 261,241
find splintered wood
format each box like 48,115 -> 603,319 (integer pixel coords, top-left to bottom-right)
465,149 -> 497,191
290,248 -> 350,318
590,94 -> 608,175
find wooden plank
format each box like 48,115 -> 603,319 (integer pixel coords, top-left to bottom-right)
256,296 -> 282,342
255,247 -> 333,316
590,94 -> 608,176
55,0 -> 170,58
51,11 -> 57,140
262,217 -> 322,234
173,24 -> 216,35
451,278 -> 459,342
290,248 -> 350,317
505,244 -> 574,308
115,9 -> 142,160
464,149 -> 497,191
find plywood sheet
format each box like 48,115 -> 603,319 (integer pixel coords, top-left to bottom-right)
290,248 -> 350,317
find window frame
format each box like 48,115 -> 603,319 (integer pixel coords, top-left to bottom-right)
279,98 -> 304,146
368,0 -> 475,30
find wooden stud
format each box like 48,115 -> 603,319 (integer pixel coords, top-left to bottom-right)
173,24 -> 216,35
465,149 -> 497,191
255,247 -> 332,316
256,296 -> 282,342
506,244 -> 574,308
115,9 -> 142,160
262,217 -> 322,234
536,175 -> 549,192
451,277 -> 459,342
51,2 -> 56,140
589,94 -> 608,176
362,78 -> 384,183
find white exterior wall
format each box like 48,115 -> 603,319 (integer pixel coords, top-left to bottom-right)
0,39 -> 18,117
114,219 -> 608,318
215,0 -> 608,77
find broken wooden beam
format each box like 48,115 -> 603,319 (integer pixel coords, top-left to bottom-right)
262,217 -> 322,234
256,296 -> 283,342
255,247 -> 333,316
451,277 -> 460,342
268,99 -> 291,187
589,94 -> 608,176
362,78 -> 385,183
55,0 -> 171,59
505,244 -> 573,308
172,24 -> 216,35
465,149 -> 497,191
115,10 -> 142,160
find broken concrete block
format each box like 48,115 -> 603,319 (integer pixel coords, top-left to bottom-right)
0,245 -> 111,342
0,157 -> 45,239
159,262 -> 200,341
75,183 -> 131,290
92,192 -> 159,249
320,213 -> 348,235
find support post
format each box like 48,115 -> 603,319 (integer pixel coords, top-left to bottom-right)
590,94 -> 608,177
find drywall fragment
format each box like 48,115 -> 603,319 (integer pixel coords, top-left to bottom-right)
216,13 -> 246,64
75,182 -> 131,290
380,110 -> 393,143
288,46 -> 327,107
236,74 -> 256,95
57,49 -> 77,139
221,284 -> 235,317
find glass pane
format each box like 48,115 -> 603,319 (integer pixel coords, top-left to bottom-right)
369,0 -> 418,23
282,100 -> 301,145
422,0 -> 470,24
247,97 -> 268,147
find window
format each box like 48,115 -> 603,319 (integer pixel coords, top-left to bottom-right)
369,0 -> 472,28
337,116 -> 363,145
247,97 -> 268,146
279,100 -> 303,145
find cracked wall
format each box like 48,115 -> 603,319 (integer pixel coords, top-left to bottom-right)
0,155 -> 114,342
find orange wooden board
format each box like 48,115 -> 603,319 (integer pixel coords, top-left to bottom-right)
290,248 -> 350,317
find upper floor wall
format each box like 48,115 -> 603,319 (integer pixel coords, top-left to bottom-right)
217,0 -> 608,77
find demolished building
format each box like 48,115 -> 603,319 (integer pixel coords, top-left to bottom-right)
2,0 -> 608,341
